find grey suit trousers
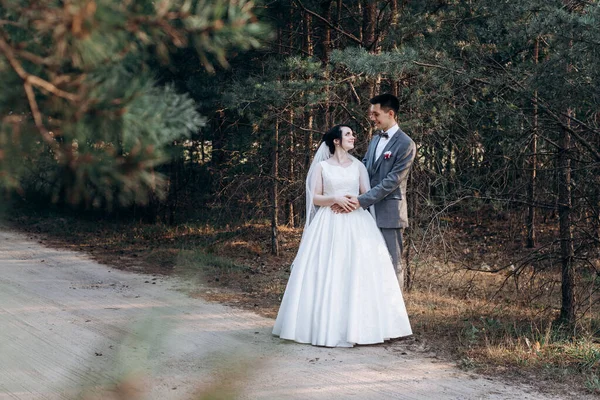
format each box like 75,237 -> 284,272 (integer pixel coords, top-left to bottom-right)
380,228 -> 404,288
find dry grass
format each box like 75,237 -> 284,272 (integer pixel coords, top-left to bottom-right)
403,257 -> 599,395
4,207 -> 600,396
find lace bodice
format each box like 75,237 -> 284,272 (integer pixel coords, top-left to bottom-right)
320,160 -> 360,197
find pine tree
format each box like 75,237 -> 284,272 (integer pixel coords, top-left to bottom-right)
0,0 -> 267,208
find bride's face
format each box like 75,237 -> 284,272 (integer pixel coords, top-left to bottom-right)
338,126 -> 355,151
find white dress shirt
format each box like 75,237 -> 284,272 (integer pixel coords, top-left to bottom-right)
375,124 -> 399,160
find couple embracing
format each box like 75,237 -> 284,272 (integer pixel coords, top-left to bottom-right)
273,94 -> 416,348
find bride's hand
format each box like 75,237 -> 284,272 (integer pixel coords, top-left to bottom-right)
331,204 -> 347,214
334,196 -> 358,212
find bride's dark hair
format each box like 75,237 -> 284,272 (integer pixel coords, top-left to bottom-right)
322,124 -> 350,154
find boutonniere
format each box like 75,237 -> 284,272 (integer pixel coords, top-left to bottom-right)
383,151 -> 392,160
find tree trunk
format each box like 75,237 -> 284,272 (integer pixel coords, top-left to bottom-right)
167,156 -> 178,226
277,7 -> 284,55
303,9 -> 315,171
142,171 -> 159,224
322,1 -> 333,127
271,119 -> 280,256
211,111 -> 226,167
405,165 -> 418,291
558,30 -> 576,327
558,111 -> 575,326
303,11 -> 313,56
391,0 -> 399,27
303,7 -> 316,167
446,139 -> 453,194
593,173 -> 600,246
199,134 -> 205,163
362,0 -> 378,139
287,110 -> 295,227
526,38 -> 539,248
305,114 -> 314,170
392,81 -> 399,97
362,0 -> 376,50
433,139 -> 444,203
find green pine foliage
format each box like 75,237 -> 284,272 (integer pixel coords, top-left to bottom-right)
0,0 -> 267,208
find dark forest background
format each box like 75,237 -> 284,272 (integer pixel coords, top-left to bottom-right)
1,0 -> 599,342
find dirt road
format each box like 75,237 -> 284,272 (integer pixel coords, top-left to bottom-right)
0,229 -> 586,399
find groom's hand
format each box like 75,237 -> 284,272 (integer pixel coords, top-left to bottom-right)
331,204 -> 347,214
346,195 -> 360,209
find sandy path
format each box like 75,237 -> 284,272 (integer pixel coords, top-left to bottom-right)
0,228 -> 587,399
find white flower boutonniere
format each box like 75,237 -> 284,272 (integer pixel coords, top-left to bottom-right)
383,151 -> 392,160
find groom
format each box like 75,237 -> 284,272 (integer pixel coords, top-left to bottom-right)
344,94 -> 416,289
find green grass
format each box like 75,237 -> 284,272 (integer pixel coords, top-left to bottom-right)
585,373 -> 600,394
177,248 -> 248,275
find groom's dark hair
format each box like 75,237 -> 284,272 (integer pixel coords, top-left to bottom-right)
322,124 -> 350,154
370,94 -> 400,117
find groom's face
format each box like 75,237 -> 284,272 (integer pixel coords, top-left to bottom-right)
369,104 -> 395,131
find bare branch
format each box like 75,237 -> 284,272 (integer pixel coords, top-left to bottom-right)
0,36 -> 78,102
0,20 -> 21,27
16,49 -> 59,68
23,82 -> 61,153
292,0 -> 362,45
560,111 -> 600,137
488,58 -> 600,162
0,35 -> 64,154
538,102 -> 600,162
412,61 -> 490,84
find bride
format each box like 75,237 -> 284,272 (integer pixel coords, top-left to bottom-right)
272,124 -> 412,347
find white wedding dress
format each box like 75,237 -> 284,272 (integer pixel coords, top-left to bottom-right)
272,159 -> 412,347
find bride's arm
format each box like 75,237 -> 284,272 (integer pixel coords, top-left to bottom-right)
312,164 -> 356,211
358,162 -> 370,195
357,160 -> 376,218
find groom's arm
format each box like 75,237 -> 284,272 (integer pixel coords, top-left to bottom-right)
362,145 -> 370,166
357,141 -> 416,209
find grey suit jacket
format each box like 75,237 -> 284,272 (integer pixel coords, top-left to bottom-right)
358,128 -> 416,229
